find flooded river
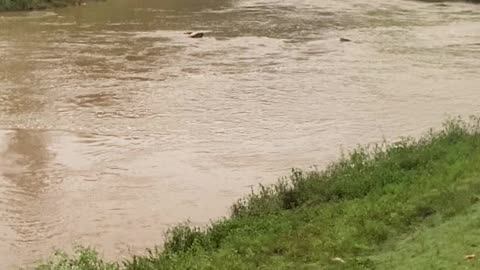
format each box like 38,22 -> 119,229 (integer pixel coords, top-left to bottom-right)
0,0 -> 479,268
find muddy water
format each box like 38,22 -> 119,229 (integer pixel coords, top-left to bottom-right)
0,0 -> 479,268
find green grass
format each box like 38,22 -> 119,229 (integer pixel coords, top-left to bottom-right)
374,202 -> 480,269
35,117 -> 480,270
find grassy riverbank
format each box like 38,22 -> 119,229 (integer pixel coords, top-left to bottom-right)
0,0 -> 80,11
37,117 -> 480,270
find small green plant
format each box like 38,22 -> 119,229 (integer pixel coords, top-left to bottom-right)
36,247 -> 118,270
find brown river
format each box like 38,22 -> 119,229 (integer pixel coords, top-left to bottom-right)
0,0 -> 479,268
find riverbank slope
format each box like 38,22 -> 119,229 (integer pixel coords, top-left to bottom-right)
37,118 -> 480,270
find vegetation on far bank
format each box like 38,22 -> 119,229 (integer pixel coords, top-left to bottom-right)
0,0 -> 82,11
36,117 -> 480,270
